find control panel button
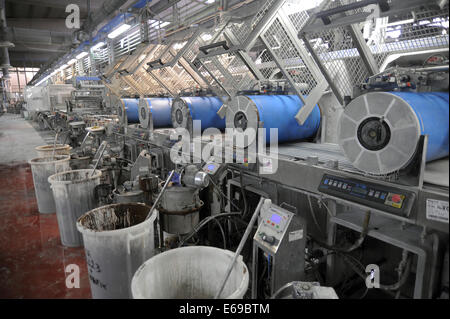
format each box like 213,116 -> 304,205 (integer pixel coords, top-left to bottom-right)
261,233 -> 275,245
392,194 -> 401,203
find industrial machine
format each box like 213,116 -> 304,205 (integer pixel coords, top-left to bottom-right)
252,200 -> 307,298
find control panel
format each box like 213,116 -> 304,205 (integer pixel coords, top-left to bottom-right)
203,162 -> 222,175
202,161 -> 227,180
254,202 -> 297,254
318,174 -> 416,216
252,200 -> 306,296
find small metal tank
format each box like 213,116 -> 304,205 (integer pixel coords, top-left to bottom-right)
158,186 -> 203,235
112,180 -> 145,204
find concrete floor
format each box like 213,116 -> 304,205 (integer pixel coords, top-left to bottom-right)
0,114 -> 91,298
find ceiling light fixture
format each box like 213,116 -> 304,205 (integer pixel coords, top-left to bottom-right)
107,24 -> 131,39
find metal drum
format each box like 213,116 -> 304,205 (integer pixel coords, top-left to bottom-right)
118,98 -> 140,124
171,96 -> 225,133
138,97 -> 172,128
225,95 -> 321,147
337,92 -> 449,175
159,186 -> 202,235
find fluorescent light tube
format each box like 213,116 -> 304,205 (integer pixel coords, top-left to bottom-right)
91,42 -> 105,51
76,51 -> 88,59
107,24 -> 131,39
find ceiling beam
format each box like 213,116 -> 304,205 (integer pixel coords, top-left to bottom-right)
5,0 -> 103,11
7,18 -> 86,30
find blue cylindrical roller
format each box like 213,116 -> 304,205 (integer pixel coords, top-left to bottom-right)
171,96 -> 225,132
338,91 -> 449,175
119,98 -> 140,124
138,98 -> 172,128
226,95 -> 321,147
391,92 -> 449,161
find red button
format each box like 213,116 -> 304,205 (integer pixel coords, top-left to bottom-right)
392,194 -> 401,203
267,220 -> 270,223
271,223 -> 275,226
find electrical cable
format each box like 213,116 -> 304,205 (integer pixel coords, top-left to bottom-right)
206,174 -> 242,213
239,169 -> 249,218
212,217 -> 227,249
178,212 -> 241,247
307,194 -> 326,236
338,251 -> 412,292
311,211 -> 371,253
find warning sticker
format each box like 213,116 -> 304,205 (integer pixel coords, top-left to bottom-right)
289,229 -> 303,242
426,199 -> 449,223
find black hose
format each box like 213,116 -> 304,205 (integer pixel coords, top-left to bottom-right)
312,211 -> 371,253
239,169 -> 248,218
178,212 -> 241,247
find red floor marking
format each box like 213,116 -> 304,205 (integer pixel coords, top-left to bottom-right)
0,163 -> 92,298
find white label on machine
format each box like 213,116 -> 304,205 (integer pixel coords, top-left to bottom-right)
260,157 -> 273,174
289,229 -> 303,242
426,199 -> 449,223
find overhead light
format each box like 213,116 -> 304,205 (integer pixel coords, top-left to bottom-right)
68,59 -> 77,65
76,51 -> 88,59
91,41 -> 105,51
206,0 -> 215,3
387,18 -> 414,27
173,42 -> 186,50
107,24 -> 131,39
148,19 -> 170,29
201,33 -> 212,41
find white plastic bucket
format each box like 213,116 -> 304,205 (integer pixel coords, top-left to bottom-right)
29,155 -> 71,214
77,203 -> 157,299
48,169 -> 101,247
131,246 -> 249,299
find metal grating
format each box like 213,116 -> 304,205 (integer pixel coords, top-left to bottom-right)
262,17 -> 318,94
230,0 -> 278,45
370,5 -> 449,69
302,1 -> 449,99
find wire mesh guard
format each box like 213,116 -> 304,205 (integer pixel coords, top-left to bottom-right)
259,15 -> 319,95
195,0 -> 322,97
301,0 -> 449,100
147,25 -> 236,95
191,0 -> 289,95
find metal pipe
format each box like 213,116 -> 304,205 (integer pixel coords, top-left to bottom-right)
214,196 -> 266,299
0,0 -> 11,78
51,132 -> 59,160
90,141 -> 108,176
145,170 -> 175,221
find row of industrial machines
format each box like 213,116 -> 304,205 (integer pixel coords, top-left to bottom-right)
47,59 -> 449,298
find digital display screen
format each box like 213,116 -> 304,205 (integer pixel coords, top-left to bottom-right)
207,164 -> 215,171
270,214 -> 281,224
352,187 -> 368,195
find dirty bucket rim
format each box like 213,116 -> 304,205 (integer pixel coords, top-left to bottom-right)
35,144 -> 72,151
131,246 -> 249,299
28,155 -> 71,165
76,202 -> 157,236
48,168 -> 102,185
